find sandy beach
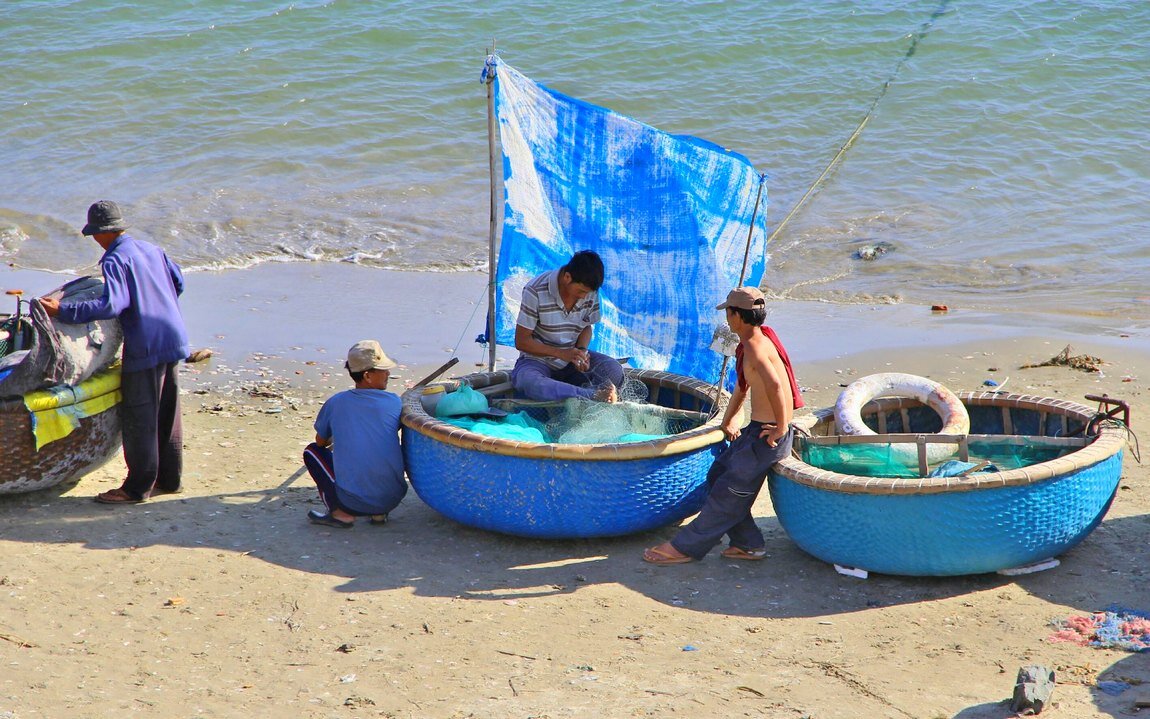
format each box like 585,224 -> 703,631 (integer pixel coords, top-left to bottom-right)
1,265 -> 1148,718
4,0 -> 1149,715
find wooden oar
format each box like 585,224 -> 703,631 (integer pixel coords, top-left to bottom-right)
413,357 -> 460,388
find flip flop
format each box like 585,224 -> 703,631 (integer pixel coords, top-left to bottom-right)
307,509 -> 353,529
94,488 -> 144,504
721,546 -> 767,561
368,514 -> 389,525
643,545 -> 693,565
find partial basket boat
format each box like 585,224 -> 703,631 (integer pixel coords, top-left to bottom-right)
401,368 -> 727,539
769,391 -> 1129,576
0,370 -> 122,494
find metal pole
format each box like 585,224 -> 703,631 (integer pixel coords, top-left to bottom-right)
485,54 -> 499,372
7,290 -> 24,352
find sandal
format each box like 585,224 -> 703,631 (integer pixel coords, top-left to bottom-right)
94,488 -> 144,504
368,514 -> 389,525
721,545 -> 767,561
643,544 -> 693,565
307,509 -> 353,529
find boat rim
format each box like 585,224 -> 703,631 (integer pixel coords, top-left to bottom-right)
401,368 -> 727,460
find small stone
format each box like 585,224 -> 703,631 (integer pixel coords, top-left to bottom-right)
1010,664 -> 1055,714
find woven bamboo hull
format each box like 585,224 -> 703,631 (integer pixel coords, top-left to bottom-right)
401,369 -> 727,539
768,392 -> 1127,576
0,396 -> 121,495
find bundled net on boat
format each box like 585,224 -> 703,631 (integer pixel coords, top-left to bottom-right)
545,376 -> 660,443
0,277 -> 122,396
435,374 -> 701,444
442,398 -> 705,445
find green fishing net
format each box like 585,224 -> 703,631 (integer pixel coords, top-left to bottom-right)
802,439 -> 1070,478
0,317 -> 32,358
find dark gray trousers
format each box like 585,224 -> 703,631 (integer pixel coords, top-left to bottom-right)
120,362 -> 183,499
671,422 -> 793,560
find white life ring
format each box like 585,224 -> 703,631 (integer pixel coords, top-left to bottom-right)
834,372 -> 971,465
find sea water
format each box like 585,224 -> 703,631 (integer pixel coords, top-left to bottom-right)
1,0 -> 1147,333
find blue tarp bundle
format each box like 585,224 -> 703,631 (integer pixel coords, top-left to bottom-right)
484,56 -> 768,383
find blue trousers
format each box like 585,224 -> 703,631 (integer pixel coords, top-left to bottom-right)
671,422 -> 794,560
510,352 -> 624,401
302,442 -> 406,516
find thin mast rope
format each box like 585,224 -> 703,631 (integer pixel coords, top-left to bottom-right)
768,0 -> 952,245
711,0 -> 951,416
448,284 -> 492,363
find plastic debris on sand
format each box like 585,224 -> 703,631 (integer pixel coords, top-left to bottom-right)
1048,608 -> 1150,652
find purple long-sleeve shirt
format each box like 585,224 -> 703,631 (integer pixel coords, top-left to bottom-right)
58,234 -> 189,372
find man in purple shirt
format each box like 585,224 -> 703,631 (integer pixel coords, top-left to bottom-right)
41,201 -> 190,504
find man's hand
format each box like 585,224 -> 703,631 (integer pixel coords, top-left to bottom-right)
721,421 -> 741,442
566,347 -> 590,372
38,297 -> 60,317
759,423 -> 787,448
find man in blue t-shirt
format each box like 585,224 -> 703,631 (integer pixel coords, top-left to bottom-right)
302,340 -> 407,528
41,200 -> 189,504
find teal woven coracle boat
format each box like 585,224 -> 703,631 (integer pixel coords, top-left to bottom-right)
401,369 -> 727,539
768,391 -> 1129,576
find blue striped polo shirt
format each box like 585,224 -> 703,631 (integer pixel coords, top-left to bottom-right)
515,269 -> 601,370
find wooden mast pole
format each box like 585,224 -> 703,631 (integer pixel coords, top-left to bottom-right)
737,175 -> 767,287
484,48 -> 499,372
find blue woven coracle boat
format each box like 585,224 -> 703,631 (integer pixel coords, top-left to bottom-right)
769,391 -> 1128,576
401,369 -> 726,539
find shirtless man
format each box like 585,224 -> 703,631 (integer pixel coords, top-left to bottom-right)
643,286 -> 803,565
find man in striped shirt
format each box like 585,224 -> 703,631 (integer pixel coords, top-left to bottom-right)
510,250 -> 623,402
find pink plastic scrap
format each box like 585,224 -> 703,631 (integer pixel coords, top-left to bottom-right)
1048,609 -> 1150,652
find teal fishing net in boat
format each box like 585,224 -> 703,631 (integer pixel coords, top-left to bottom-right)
546,401 -> 672,444
443,412 -> 552,444
802,439 -> 1071,478
441,399 -> 687,445
484,55 -> 768,383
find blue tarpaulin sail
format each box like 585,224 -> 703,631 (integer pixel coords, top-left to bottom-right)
484,56 -> 768,383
